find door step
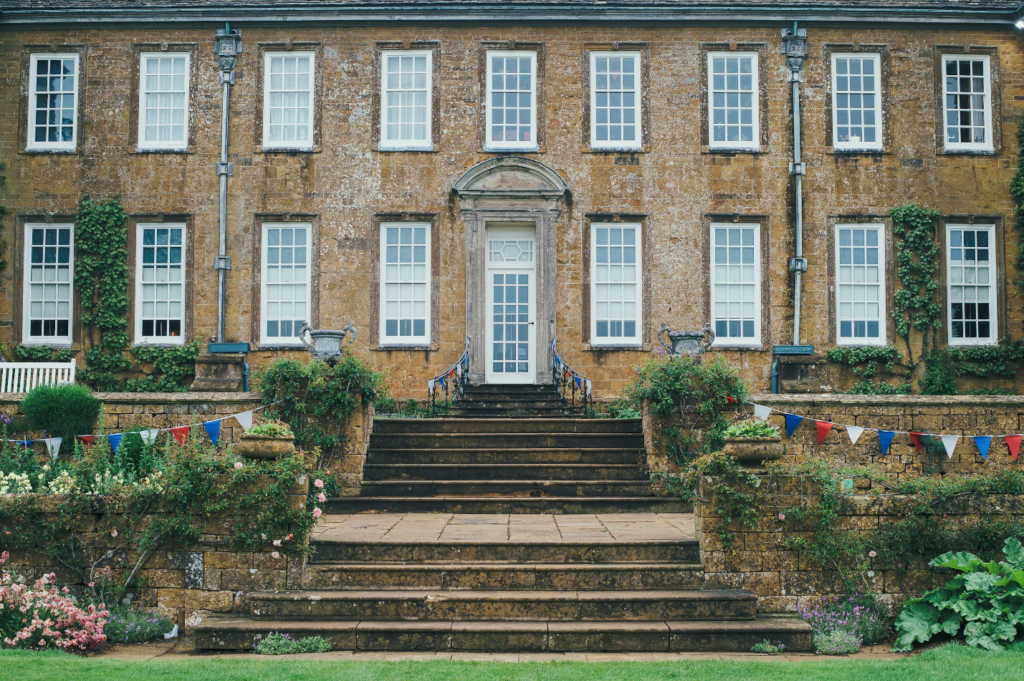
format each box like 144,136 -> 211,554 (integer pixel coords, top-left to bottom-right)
324,496 -> 692,514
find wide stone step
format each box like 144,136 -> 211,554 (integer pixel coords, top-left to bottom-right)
323,496 -> 692,514
372,418 -> 641,434
303,562 -> 705,591
360,480 -> 656,497
463,384 -> 562,395
195,616 -> 812,652
245,589 -> 757,622
446,407 -> 575,418
310,539 -> 699,564
367,448 -> 645,465
370,433 -> 644,449
363,464 -> 647,482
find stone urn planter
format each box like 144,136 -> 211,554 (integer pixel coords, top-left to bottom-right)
722,436 -> 785,468
235,434 -> 296,460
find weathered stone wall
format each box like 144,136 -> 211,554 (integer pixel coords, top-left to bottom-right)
2,23 -> 1023,399
696,474 -> 1024,614
2,476 -> 309,630
645,393 -> 1024,483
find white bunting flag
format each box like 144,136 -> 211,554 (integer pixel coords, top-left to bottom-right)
428,379 -> 435,393
941,435 -> 960,459
752,404 -> 772,420
140,429 -> 160,446
234,410 -> 254,432
43,437 -> 62,461
847,426 -> 865,445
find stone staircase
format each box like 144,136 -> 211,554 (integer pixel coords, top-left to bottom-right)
194,384 -> 812,653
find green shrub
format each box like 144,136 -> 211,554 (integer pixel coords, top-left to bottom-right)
724,418 -> 779,438
894,536 -> 1024,652
814,629 -> 863,655
103,605 -> 174,643
606,398 -> 641,419
247,423 -> 294,438
750,639 -> 785,654
20,384 -> 101,455
253,632 -> 331,655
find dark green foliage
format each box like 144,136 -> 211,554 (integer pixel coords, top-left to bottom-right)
253,632 -> 331,655
103,606 -> 174,643
1012,118 -> 1024,291
605,398 -> 641,419
921,343 -> 1024,396
12,345 -> 77,363
125,340 -> 201,392
891,203 -> 942,359
723,418 -> 779,438
20,383 -> 100,455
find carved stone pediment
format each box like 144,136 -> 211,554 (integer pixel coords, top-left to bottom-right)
453,157 -> 570,200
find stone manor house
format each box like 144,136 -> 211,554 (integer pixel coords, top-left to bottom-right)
3,0 -> 1024,397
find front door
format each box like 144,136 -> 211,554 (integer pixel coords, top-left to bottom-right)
485,226 -> 536,384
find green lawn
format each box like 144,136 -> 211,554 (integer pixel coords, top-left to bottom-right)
2,643 -> 1023,680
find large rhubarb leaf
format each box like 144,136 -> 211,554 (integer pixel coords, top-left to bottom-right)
1004,537 -> 1024,570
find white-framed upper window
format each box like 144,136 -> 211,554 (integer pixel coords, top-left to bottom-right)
946,224 -> 997,345
942,54 -> 993,152
379,223 -> 431,346
263,51 -> 315,150
590,223 -> 642,347
260,223 -> 311,346
135,223 -> 186,345
835,224 -> 886,346
27,53 -> 79,151
831,53 -> 882,151
23,223 -> 74,344
708,52 -> 759,151
380,50 -> 432,150
710,223 -> 761,346
590,51 -> 641,150
138,53 -> 190,150
486,50 -> 537,151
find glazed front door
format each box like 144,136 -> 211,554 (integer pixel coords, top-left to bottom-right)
485,227 -> 536,384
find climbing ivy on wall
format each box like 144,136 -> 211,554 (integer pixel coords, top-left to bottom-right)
0,163 -> 8,275
1011,118 -> 1024,292
890,203 -> 943,362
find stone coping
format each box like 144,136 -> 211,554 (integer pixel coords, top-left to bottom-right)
747,393 -> 1024,407
0,392 -> 264,404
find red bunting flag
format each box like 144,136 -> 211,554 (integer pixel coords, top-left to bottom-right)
1007,435 -> 1022,462
726,396 -> 736,404
77,435 -> 95,445
171,425 -> 190,446
909,432 -> 924,454
815,421 -> 834,445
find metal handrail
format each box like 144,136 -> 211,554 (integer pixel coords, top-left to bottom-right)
549,337 -> 593,415
427,337 -> 470,417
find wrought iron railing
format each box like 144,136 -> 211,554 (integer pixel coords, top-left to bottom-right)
427,337 -> 470,417
550,337 -> 593,415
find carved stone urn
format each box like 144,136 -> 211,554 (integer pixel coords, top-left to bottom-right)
658,323 -> 716,361
722,437 -> 786,468
235,434 -> 297,461
299,322 -> 356,364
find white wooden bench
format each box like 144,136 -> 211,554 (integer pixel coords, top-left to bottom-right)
0,360 -> 77,393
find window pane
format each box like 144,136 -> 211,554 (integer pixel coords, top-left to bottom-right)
264,226 -> 310,341
709,54 -> 756,146
836,227 -> 884,343
382,51 -> 430,146
30,56 -> 77,147
943,57 -> 988,148
266,54 -> 314,147
711,226 -> 758,341
591,53 -> 640,148
948,227 -> 994,341
381,225 -> 429,341
140,55 -> 189,147
138,226 -> 185,340
592,225 -> 640,341
26,226 -> 74,340
832,55 -> 881,148
489,53 -> 534,145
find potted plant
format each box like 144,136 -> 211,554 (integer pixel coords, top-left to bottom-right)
721,418 -> 784,467
235,422 -> 296,460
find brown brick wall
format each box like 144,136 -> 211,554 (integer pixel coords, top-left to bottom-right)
2,24 -> 1022,398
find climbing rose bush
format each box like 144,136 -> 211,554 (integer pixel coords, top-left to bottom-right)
0,552 -> 109,651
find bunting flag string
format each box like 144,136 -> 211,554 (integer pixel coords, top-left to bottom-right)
909,432 -> 924,454
203,420 -> 222,447
847,425 -> 865,445
140,429 -> 159,446
877,430 -> 896,457
784,414 -> 804,439
974,436 -> 992,461
1007,435 -> 1022,462
752,403 -> 772,420
815,421 -> 834,446
108,433 -> 123,453
43,437 -> 62,462
941,435 -> 960,459
235,410 -> 254,432
171,425 -> 190,446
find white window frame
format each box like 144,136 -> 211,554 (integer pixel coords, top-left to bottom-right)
485,50 -> 538,152
830,53 -> 883,152
707,51 -> 760,152
137,52 -> 191,151
22,223 -> 75,345
946,223 -> 998,346
379,222 -> 432,347
262,51 -> 316,151
380,49 -> 433,151
834,223 -> 887,347
26,53 -> 79,152
260,222 -> 312,347
941,54 -> 993,153
589,51 -> 642,151
134,223 -> 187,346
709,222 -> 762,347
589,223 -> 643,347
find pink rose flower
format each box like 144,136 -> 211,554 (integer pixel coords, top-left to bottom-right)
88,583 -> 94,588
312,507 -> 323,519
317,492 -> 327,503
778,513 -> 786,521
270,551 -> 280,559
869,550 -> 877,558
314,479 -> 324,489
234,462 -> 243,470
273,540 -> 282,547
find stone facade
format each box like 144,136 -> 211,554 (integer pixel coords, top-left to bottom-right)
696,474 -> 1024,614
3,5 -> 1024,398
645,393 -> 1024,484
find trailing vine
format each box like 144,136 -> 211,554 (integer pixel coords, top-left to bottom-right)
12,345 -> 77,363
125,340 -> 202,392
75,195 -> 133,390
0,162 -> 8,275
891,203 -> 942,363
824,345 -> 910,394
1011,118 -> 1024,292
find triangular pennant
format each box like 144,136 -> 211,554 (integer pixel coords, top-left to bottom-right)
108,433 -> 123,453
78,435 -> 95,445
171,425 -> 190,446
973,436 -> 992,461
585,379 -> 592,395
877,430 -> 896,456
784,414 -> 804,439
44,437 -> 62,461
726,396 -> 736,404
752,404 -> 772,420
17,440 -> 33,448
1006,435 -> 1022,462
140,429 -> 159,446
234,411 -> 254,432
574,376 -> 582,390
428,379 -> 435,393
941,435 -> 960,459
203,420 -> 222,446
909,432 -> 924,454
847,426 -> 865,445
815,421 -> 834,446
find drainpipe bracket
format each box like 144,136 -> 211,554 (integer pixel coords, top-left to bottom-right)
216,162 -> 233,177
788,257 -> 808,273
218,71 -> 236,85
787,70 -> 804,84
214,255 -> 232,271
788,162 -> 806,176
